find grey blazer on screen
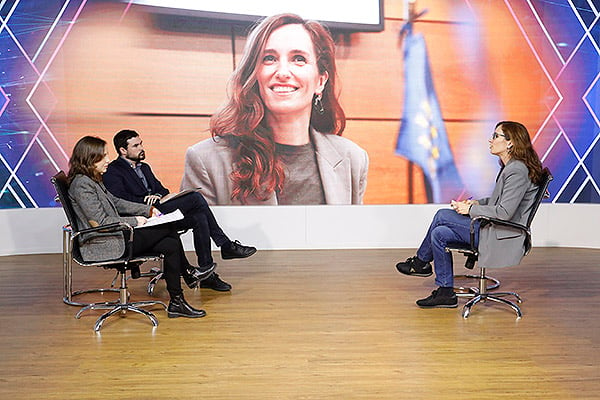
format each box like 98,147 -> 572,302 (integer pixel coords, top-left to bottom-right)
68,174 -> 151,262
469,159 -> 539,268
181,129 -> 369,205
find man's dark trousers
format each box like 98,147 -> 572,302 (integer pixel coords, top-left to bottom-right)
157,192 -> 229,268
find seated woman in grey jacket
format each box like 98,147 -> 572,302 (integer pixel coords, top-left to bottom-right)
395,121 -> 544,308
67,136 -> 215,318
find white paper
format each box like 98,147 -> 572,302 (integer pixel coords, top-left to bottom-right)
136,209 -> 184,229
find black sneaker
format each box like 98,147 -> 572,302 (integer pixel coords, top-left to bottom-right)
221,240 -> 257,260
416,288 -> 458,308
395,256 -> 433,277
200,273 -> 232,292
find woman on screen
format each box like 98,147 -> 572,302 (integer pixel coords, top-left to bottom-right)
181,13 -> 368,205
67,136 -> 214,318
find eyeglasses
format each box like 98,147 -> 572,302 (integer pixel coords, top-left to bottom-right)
491,131 -> 506,140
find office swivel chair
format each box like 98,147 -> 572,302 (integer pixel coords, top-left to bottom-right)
445,168 -> 552,318
51,171 -> 167,331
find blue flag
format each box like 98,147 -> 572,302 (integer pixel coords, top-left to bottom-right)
396,32 -> 464,203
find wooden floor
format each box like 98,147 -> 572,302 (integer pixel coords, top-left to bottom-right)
0,248 -> 598,399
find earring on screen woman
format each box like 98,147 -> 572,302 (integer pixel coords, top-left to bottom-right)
314,93 -> 324,115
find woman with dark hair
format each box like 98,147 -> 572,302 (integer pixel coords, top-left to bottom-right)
68,136 -> 215,318
181,13 -> 368,205
395,121 -> 544,308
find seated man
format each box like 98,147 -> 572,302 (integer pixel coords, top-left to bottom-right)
103,129 -> 256,292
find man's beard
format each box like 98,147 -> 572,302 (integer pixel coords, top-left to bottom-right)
130,151 -> 145,162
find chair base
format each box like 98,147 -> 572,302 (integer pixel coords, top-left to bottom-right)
454,267 -> 523,319
76,300 -> 167,331
462,291 -> 522,319
76,270 -> 167,331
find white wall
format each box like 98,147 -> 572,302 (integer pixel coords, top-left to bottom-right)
1,203 -> 598,256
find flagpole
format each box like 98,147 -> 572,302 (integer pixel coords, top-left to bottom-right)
408,161 -> 414,204
403,0 -> 417,204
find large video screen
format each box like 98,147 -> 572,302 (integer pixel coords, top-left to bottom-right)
130,0 -> 384,31
0,0 -> 598,208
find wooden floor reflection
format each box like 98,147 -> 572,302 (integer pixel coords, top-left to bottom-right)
0,248 -> 598,399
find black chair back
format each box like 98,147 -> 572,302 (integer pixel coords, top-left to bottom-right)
51,171 -> 80,233
525,167 -> 553,229
51,171 -> 91,262
522,167 -> 553,255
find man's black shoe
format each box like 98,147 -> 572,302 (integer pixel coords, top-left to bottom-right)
416,287 -> 458,308
221,240 -> 257,260
167,294 -> 206,318
193,262 -> 217,280
200,273 -> 232,292
182,271 -> 199,289
182,263 -> 216,289
395,256 -> 433,277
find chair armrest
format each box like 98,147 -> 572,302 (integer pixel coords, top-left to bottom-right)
472,216 -> 529,234
73,222 -> 134,246
76,222 -> 132,235
71,222 -> 136,260
471,216 -> 532,256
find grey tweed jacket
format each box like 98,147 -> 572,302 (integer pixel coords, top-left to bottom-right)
68,174 -> 151,262
469,159 -> 539,268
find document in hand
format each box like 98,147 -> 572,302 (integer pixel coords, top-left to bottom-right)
159,188 -> 201,204
136,209 -> 184,229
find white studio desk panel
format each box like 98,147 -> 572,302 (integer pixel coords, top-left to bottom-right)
0,203 -> 598,256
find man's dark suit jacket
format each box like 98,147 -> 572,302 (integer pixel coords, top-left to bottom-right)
103,156 -> 169,203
